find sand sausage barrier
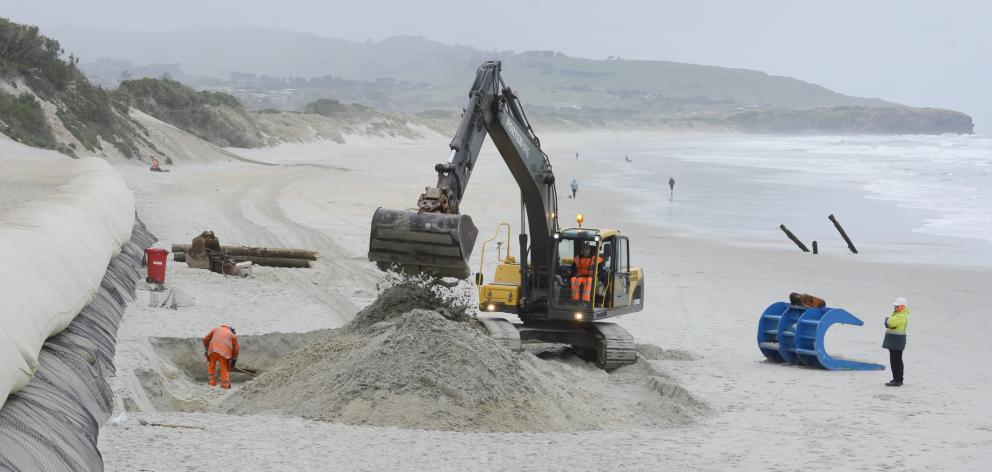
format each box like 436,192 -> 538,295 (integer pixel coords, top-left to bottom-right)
0,218 -> 156,471
0,158 -> 135,404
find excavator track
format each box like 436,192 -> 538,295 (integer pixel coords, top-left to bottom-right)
478,318 -> 636,371
587,322 -> 637,371
477,317 -> 522,352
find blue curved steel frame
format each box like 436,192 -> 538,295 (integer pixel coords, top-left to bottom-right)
757,302 -> 884,371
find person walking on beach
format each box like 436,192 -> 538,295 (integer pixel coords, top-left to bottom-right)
668,177 -> 675,196
882,297 -> 909,387
570,178 -> 578,199
203,323 -> 239,389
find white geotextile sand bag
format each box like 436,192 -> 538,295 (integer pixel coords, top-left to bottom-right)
0,158 -> 135,404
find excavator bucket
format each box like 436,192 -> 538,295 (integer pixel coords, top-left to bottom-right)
367,207 -> 479,279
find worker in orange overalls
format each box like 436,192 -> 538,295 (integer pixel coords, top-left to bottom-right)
570,243 -> 602,303
202,323 -> 239,389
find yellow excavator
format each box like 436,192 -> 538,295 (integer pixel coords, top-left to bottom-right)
368,61 -> 644,369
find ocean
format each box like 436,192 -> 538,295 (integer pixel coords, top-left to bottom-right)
578,133 -> 992,267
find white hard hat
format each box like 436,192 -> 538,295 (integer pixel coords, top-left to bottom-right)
893,297 -> 907,306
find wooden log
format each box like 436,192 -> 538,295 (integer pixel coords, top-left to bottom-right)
827,214 -> 859,254
173,252 -> 313,268
137,418 -> 205,430
171,244 -> 319,261
779,224 -> 810,252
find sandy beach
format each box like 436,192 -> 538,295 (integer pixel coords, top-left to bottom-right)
28,127 -> 974,471
3,125 -> 988,470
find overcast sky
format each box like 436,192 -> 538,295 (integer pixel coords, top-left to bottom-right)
6,0 -> 991,131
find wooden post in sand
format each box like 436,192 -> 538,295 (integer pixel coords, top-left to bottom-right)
812,241 -> 818,254
779,224 -> 810,252
828,214 -> 859,254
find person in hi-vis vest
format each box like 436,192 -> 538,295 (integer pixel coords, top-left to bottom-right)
203,324 -> 240,389
882,297 -> 909,387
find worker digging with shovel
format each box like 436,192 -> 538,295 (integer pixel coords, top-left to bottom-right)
202,323 -> 239,389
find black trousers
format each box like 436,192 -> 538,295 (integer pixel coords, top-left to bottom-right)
889,349 -> 904,382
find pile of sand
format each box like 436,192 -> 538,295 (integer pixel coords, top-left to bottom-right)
223,283 -> 708,432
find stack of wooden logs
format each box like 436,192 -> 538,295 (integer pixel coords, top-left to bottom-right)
172,244 -> 320,268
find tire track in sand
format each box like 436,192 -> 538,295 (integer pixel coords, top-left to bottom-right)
214,166 -> 378,325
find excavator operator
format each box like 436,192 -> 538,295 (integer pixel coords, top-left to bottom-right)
570,244 -> 602,303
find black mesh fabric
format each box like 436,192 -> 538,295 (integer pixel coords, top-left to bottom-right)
0,218 -> 155,472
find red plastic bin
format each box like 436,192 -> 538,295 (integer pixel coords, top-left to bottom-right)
145,247 -> 169,284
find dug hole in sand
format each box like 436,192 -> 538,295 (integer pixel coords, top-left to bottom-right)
219,280 -> 709,433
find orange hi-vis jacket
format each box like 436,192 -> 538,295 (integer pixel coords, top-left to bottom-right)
203,324 -> 239,359
575,255 -> 597,276
571,255 -> 602,302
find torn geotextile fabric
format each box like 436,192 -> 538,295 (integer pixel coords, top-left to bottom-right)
0,219 -> 154,472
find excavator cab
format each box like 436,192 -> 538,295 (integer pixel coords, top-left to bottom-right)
549,228 -> 643,320
477,226 -> 644,322
475,224 -> 644,370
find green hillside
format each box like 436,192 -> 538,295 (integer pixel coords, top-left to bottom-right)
0,17 -> 145,157
115,78 -> 264,148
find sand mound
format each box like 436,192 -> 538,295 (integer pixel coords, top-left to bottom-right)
636,343 -> 702,361
223,283 -> 708,432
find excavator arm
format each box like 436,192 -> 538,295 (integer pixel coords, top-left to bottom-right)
368,61 -> 559,282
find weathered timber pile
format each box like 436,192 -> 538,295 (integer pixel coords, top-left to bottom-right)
172,243 -> 318,269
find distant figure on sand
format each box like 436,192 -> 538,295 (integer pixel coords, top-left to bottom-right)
669,177 -> 675,195
569,178 -> 578,199
575,152 -> 579,160
149,157 -> 170,173
625,155 -> 632,164
882,297 -> 909,387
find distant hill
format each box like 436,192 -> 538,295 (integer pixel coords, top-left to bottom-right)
59,26 -> 973,134
0,20 -> 974,154
725,106 -> 976,135
60,26 -> 890,111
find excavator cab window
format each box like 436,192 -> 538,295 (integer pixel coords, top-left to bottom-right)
553,231 -> 602,308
